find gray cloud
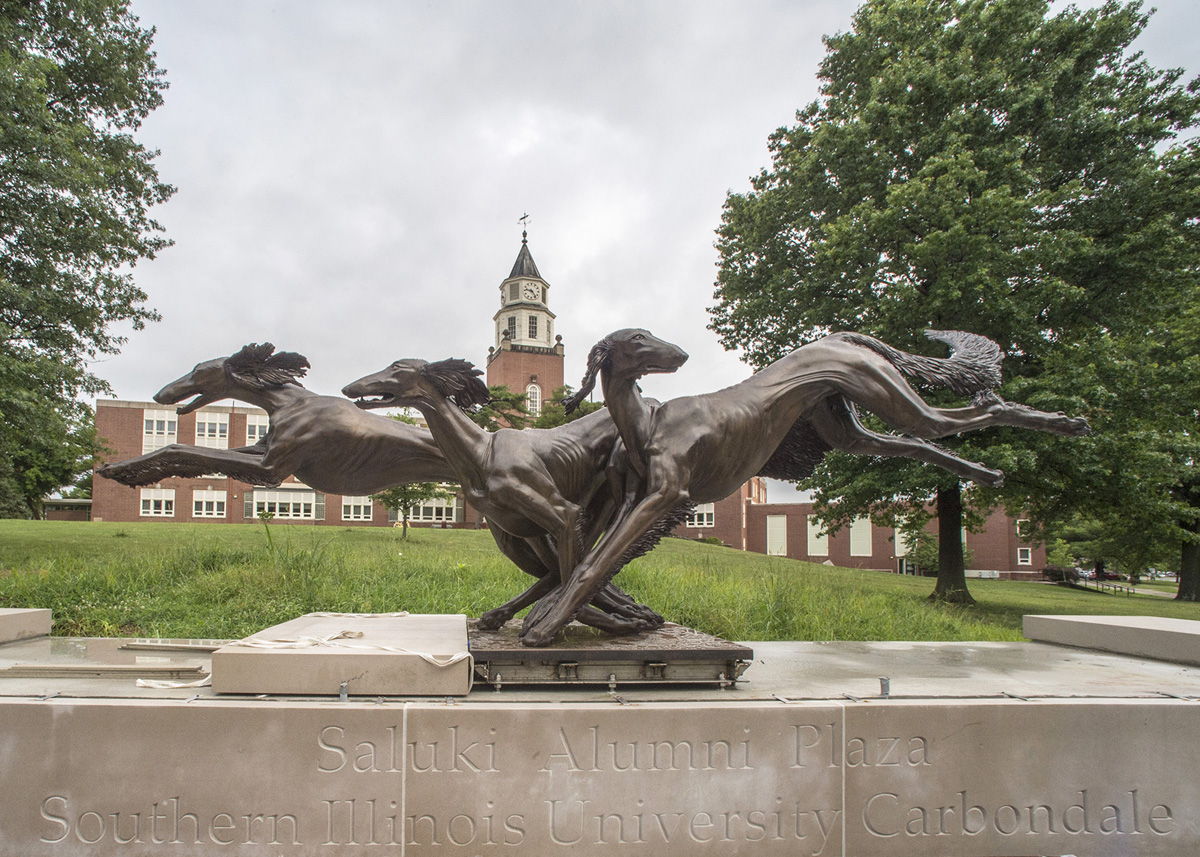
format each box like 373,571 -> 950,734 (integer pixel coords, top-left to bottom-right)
106,0 -> 1198,421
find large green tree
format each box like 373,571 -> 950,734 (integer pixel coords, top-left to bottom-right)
711,0 -> 1200,602
0,0 -> 172,516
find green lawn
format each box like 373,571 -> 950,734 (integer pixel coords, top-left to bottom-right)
1,520 -> 1196,641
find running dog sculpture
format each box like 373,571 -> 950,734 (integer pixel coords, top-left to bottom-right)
343,358 -> 668,635
518,328 -> 1090,646
97,343 -> 452,493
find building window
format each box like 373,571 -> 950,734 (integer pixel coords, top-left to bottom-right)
390,496 -> 462,523
506,316 -> 517,339
342,495 -> 374,521
542,285 -> 548,303
526,383 -> 541,418
850,516 -> 872,556
193,489 -> 227,518
142,409 -> 177,453
806,516 -> 829,557
528,315 -> 539,340
547,319 -> 553,341
1016,518 -> 1032,538
1017,547 -> 1033,566
509,283 -> 519,302
140,488 -> 175,517
249,489 -> 322,520
246,414 -> 269,445
195,412 -> 229,449
685,503 -> 715,527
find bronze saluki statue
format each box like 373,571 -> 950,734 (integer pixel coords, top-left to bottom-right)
343,358 -> 666,635
98,343 -> 453,493
518,328 -> 1090,645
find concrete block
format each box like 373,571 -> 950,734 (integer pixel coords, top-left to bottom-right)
0,608 -> 51,643
211,613 -> 472,696
1024,614 -> 1200,665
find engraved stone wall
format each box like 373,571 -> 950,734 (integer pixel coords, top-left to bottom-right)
1,697 -> 1195,855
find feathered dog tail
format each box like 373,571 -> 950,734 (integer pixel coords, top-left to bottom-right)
836,330 -> 1004,399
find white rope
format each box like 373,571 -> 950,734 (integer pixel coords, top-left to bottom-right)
136,674 -> 212,689
306,611 -> 412,619
228,628 -> 471,668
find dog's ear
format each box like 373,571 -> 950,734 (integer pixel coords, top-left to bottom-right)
563,335 -> 613,413
259,350 -> 310,386
422,359 -> 490,410
226,343 -> 309,389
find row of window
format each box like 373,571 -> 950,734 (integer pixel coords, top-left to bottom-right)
142,410 -> 269,454
138,488 -> 462,523
500,314 -> 552,344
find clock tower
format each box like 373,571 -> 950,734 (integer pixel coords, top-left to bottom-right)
486,229 -> 564,417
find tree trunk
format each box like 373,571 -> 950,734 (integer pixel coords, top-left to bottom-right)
929,485 -> 975,605
401,512 -> 410,541
1177,520 -> 1200,601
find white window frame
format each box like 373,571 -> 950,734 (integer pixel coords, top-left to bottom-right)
342,495 -> 374,522
142,409 -> 177,453
1017,547 -> 1033,566
403,496 -> 462,523
685,503 -> 716,528
194,411 -> 229,449
806,516 -> 829,557
526,383 -> 541,418
850,516 -> 873,557
251,489 -> 319,520
506,316 -> 517,339
192,489 -> 227,519
528,315 -> 539,340
245,413 -> 269,445
140,488 -> 175,517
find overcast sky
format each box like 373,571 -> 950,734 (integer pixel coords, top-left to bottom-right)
103,0 -> 1199,501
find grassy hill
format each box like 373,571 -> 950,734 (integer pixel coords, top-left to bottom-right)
1,520 -> 1196,641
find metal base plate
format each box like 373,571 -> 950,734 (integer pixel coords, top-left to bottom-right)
468,621 -> 753,690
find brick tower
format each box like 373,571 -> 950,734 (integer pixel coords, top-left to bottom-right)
485,229 -> 564,417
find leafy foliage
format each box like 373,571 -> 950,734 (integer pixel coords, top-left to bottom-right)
0,0 -> 172,514
711,0 -> 1200,601
533,385 -> 604,429
468,385 -> 530,431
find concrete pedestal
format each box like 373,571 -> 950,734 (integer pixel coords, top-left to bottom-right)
0,607 -> 51,644
1,617 -> 1197,855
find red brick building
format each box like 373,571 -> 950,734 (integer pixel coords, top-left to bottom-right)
736,499 -> 1044,579
92,400 -> 479,528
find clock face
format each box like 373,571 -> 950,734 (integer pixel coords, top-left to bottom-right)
522,284 -> 540,301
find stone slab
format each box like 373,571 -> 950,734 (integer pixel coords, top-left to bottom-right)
6,637 -> 1200,702
1024,614 -> 1200,666
1,695 -> 1197,856
210,613 -> 472,696
0,607 -> 51,643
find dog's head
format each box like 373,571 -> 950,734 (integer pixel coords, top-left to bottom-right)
155,343 -> 309,414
